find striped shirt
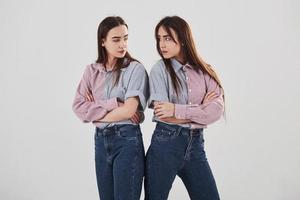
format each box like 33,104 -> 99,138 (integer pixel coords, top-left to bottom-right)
73,60 -> 149,128
148,58 -> 224,129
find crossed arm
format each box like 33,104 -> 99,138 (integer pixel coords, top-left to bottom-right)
153,91 -> 219,125
73,88 -> 142,124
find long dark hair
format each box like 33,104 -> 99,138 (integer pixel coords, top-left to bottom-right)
155,16 -> 224,98
96,16 -> 137,86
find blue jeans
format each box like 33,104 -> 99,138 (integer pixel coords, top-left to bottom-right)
145,122 -> 220,200
94,124 -> 145,200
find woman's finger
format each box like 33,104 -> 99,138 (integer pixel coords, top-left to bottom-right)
203,92 -> 216,102
211,94 -> 219,100
136,114 -> 141,123
205,91 -> 215,100
88,95 -> 92,102
155,111 -> 164,117
130,117 -> 136,123
88,93 -> 94,102
153,101 -> 161,107
132,113 -> 138,120
154,108 -> 163,114
90,93 -> 94,101
132,113 -> 139,123
133,115 -> 139,123
154,104 -> 164,110
155,110 -> 162,116
86,90 -> 94,101
207,94 -> 216,100
159,113 -> 168,119
86,90 -> 91,99
86,93 -> 91,102
207,93 -> 218,101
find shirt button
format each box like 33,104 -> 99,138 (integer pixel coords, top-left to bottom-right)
189,102 -> 192,105
189,89 -> 192,92
186,77 -> 189,80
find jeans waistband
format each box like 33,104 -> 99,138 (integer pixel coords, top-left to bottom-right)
156,122 -> 203,136
96,124 -> 141,136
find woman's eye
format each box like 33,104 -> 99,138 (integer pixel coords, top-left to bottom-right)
113,39 -> 120,42
124,37 -> 128,41
165,37 -> 172,41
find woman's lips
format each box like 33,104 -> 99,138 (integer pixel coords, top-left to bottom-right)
118,50 -> 126,54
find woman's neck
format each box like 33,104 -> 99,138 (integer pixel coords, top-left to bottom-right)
174,52 -> 185,64
106,56 -> 117,70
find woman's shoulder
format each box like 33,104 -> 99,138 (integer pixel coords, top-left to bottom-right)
150,59 -> 166,74
79,63 -> 101,78
84,62 -> 102,72
126,60 -> 147,73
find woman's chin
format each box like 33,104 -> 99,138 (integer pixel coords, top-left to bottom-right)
162,55 -> 172,59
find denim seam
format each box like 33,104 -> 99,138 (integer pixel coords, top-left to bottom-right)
145,146 -> 152,198
130,138 -> 138,200
184,134 -> 193,160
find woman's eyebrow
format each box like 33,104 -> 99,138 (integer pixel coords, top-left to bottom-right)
111,34 -> 128,39
157,34 -> 170,38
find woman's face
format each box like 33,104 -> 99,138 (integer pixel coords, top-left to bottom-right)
157,26 -> 181,59
102,25 -> 128,59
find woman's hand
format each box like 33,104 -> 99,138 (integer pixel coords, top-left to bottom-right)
203,91 -> 218,104
130,111 -> 144,124
97,98 -> 142,123
154,102 -> 175,119
117,100 -> 142,124
85,90 -> 94,102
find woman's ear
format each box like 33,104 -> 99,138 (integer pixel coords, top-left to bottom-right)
101,39 -> 105,47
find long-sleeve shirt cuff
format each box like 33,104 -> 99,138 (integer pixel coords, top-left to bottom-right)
174,104 -> 197,119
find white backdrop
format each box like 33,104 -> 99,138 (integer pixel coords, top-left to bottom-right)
1,0 -> 299,199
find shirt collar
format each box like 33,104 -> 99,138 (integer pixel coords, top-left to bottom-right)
170,58 -> 192,72
96,62 -> 127,73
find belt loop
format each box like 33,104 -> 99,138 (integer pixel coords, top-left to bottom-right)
114,124 -> 119,132
95,127 -> 99,137
102,123 -> 111,136
190,128 -> 195,136
200,128 -> 204,137
176,126 -> 182,136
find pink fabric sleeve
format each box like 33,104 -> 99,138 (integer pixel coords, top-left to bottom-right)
72,65 -> 118,123
174,74 -> 224,126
